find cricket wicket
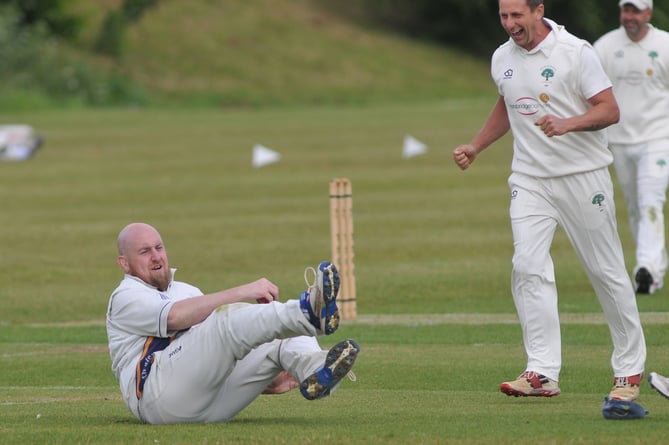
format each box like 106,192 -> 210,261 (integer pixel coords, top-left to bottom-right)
329,178 -> 357,320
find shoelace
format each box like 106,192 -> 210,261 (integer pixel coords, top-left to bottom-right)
304,266 -> 317,291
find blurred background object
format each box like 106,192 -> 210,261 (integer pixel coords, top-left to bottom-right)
0,125 -> 44,161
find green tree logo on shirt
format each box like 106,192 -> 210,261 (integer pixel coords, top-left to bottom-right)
657,159 -> 666,168
592,193 -> 605,207
541,68 -> 555,82
649,51 -> 658,59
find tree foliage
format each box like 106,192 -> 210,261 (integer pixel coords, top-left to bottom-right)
0,0 -> 81,39
0,3 -> 146,108
358,0 -> 668,54
94,0 -> 161,58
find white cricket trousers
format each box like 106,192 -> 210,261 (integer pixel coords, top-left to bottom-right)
508,169 -> 646,382
137,300 -> 327,424
610,140 -> 669,287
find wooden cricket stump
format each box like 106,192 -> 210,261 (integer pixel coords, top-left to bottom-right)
329,178 -> 357,320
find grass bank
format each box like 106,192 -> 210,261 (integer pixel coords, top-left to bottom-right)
3,0 -> 496,110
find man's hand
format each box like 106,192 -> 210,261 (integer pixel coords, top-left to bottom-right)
240,278 -> 279,304
534,115 -> 570,137
262,371 -> 298,394
453,144 -> 478,170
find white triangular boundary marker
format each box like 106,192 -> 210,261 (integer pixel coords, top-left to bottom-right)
252,144 -> 281,168
402,135 -> 427,159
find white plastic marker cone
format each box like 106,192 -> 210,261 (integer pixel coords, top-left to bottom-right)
402,134 -> 427,159
252,144 -> 281,168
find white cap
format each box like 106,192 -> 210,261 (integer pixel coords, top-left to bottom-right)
619,0 -> 652,9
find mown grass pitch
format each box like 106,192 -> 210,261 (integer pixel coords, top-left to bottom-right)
3,323 -> 669,444
1,102 -> 669,443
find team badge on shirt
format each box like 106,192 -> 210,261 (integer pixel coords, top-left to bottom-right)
540,66 -> 557,85
591,193 -> 606,208
648,51 -> 658,76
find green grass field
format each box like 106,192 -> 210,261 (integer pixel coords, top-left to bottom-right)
2,102 -> 669,443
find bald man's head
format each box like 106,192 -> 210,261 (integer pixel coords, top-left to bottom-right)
116,223 -> 172,291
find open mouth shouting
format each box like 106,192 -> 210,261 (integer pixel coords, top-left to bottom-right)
509,27 -> 526,42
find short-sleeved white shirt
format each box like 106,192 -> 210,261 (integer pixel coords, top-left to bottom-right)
492,18 -> 614,178
106,270 -> 202,414
594,24 -> 669,144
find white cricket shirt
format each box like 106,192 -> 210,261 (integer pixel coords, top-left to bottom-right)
594,24 -> 669,144
106,270 -> 202,416
492,18 -> 614,178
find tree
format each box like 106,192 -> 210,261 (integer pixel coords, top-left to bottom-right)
94,0 -> 161,58
0,0 -> 81,39
355,0 -> 667,53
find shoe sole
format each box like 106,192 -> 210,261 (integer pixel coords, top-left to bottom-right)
635,268 -> 652,294
649,373 -> 669,400
500,384 -> 560,397
300,339 -> 359,400
319,262 -> 340,335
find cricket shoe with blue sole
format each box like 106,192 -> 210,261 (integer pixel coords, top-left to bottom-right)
301,339 -> 360,400
299,260 -> 340,335
602,397 -> 648,420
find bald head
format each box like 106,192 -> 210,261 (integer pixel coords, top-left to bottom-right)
117,222 -> 161,255
116,222 -> 172,290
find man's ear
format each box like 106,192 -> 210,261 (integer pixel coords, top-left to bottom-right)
117,255 -> 129,273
